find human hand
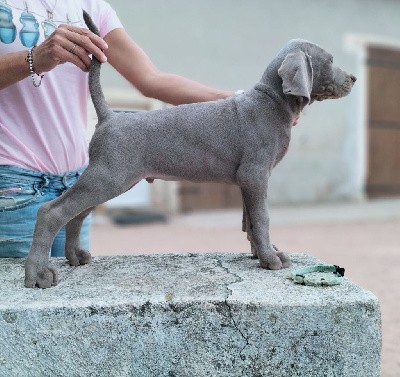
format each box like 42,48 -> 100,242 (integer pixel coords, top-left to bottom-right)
32,24 -> 108,73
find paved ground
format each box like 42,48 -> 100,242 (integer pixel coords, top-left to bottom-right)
91,198 -> 400,377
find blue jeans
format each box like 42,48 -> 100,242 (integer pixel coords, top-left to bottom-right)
0,165 -> 91,258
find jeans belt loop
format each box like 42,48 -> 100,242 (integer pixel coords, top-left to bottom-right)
41,175 -> 50,187
62,175 -> 69,189
33,174 -> 49,194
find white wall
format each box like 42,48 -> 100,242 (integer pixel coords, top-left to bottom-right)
103,0 -> 400,204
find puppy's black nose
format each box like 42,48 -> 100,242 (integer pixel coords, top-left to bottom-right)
350,75 -> 357,83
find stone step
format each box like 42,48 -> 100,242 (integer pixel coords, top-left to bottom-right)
0,253 -> 381,377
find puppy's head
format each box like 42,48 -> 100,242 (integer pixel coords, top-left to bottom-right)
277,39 -> 356,105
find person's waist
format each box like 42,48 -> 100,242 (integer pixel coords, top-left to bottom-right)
0,164 -> 86,187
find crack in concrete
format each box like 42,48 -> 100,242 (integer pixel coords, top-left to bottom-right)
212,255 -> 244,301
224,299 -> 250,355
213,256 -> 250,362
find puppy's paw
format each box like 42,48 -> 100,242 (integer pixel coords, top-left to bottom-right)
66,248 -> 92,267
272,245 -> 292,268
25,265 -> 58,288
259,253 -> 283,270
276,251 -> 292,268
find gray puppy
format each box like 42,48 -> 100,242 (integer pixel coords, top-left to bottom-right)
24,11 -> 356,288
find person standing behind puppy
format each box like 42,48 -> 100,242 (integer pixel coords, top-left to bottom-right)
0,0 -> 233,258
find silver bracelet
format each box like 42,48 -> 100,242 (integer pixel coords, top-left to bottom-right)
26,47 -> 44,88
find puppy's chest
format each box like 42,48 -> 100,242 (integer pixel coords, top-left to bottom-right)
272,128 -> 291,166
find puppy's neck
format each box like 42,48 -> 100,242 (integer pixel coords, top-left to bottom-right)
259,56 -> 309,114
289,95 -> 308,113
254,82 -> 305,116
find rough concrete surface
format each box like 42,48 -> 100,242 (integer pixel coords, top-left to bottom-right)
0,253 -> 380,377
90,198 -> 400,377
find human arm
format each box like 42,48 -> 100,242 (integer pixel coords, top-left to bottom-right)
0,51 -> 32,90
103,28 -> 234,105
0,24 -> 108,90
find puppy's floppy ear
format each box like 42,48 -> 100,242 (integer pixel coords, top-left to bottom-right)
278,51 -> 313,102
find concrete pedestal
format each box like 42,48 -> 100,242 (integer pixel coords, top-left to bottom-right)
0,253 -> 381,377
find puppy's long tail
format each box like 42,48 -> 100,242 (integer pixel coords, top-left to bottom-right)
83,10 -> 112,123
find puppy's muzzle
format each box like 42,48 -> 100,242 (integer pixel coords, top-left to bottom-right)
313,73 -> 356,102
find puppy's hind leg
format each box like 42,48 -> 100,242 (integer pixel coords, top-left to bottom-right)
25,166 -> 133,288
65,207 -> 94,266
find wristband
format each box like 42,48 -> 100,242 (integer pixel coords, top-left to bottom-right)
26,47 -> 44,87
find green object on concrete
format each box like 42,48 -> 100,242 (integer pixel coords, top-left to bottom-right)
290,264 -> 345,286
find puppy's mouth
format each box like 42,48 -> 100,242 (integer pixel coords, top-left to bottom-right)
311,74 -> 356,104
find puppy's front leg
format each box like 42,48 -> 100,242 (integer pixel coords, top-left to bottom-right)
240,179 -> 291,270
241,194 -> 258,259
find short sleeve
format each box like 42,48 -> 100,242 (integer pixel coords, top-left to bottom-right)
82,0 -> 123,38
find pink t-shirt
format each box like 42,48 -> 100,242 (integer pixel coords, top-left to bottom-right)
0,0 -> 122,174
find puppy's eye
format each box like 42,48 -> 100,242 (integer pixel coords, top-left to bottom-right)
330,57 -> 333,63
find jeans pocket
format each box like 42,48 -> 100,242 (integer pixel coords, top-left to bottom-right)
0,182 -> 40,212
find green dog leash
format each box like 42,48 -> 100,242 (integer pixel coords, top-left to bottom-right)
290,264 -> 345,286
